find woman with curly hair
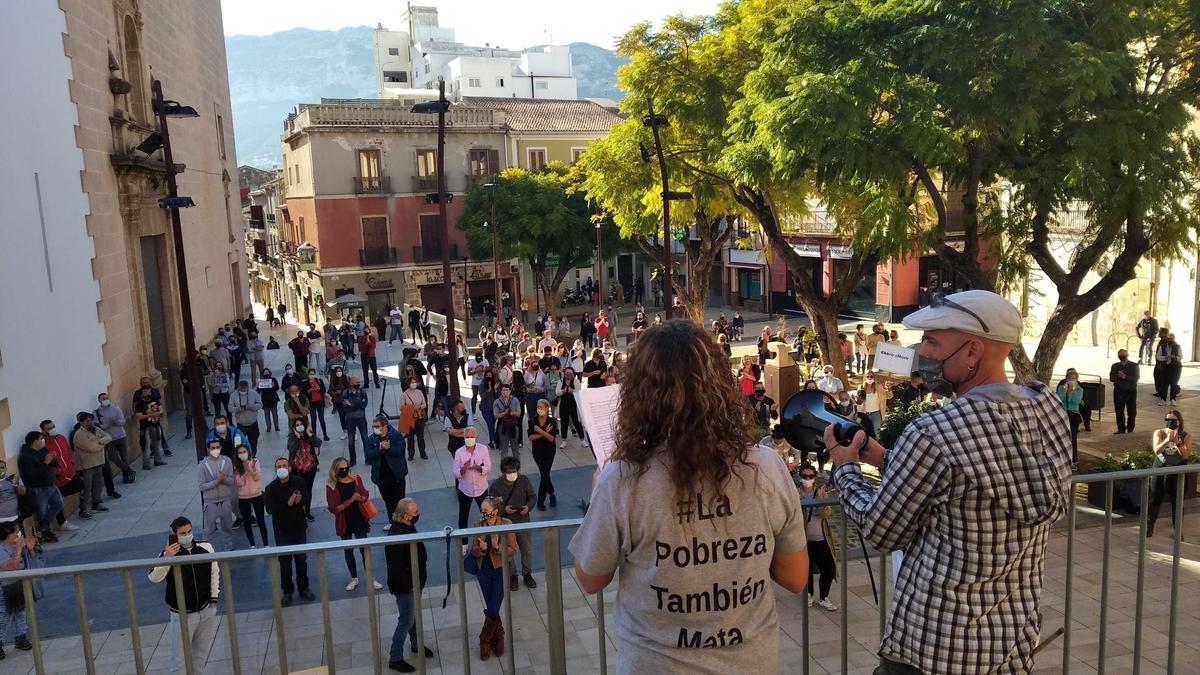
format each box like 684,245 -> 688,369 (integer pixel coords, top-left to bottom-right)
569,320 -> 809,673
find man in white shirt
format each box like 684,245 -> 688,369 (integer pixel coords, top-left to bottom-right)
817,366 -> 845,396
389,306 -> 405,344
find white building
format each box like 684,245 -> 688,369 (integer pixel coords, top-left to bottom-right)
374,6 -> 578,101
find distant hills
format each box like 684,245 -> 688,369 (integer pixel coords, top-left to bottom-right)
224,27 -> 627,168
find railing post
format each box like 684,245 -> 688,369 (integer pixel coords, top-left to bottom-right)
1133,475 -> 1149,673
596,585 -> 607,674
1062,481 -> 1076,673
455,537 -> 472,675
839,512 -> 849,675
317,551 -> 336,673
1098,479 -> 1113,674
1168,473 -> 1185,673
502,530 -> 515,674
22,577 -> 45,675
171,564 -> 196,675
364,546 -> 383,675
410,541 -> 428,673
122,569 -> 147,675
544,527 -> 567,674
219,561 -> 243,674
268,557 -> 289,674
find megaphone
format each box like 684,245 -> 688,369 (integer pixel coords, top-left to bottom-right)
778,389 -> 867,455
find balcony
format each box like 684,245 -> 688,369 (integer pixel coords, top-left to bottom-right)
359,246 -> 398,267
465,173 -> 490,188
353,175 -> 391,194
780,210 -> 837,237
412,175 -> 438,192
412,243 -> 459,263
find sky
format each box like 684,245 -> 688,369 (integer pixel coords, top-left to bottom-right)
220,0 -> 722,49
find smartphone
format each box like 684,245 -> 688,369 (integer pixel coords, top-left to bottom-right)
168,534 -> 178,546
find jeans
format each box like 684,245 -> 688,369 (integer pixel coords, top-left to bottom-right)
477,557 -> 505,617
238,496 -> 268,546
0,588 -> 29,643
80,465 -> 104,511
865,410 -> 883,434
32,485 -> 63,533
167,605 -> 218,673
495,422 -> 519,457
309,404 -> 328,438
481,409 -> 497,446
362,356 -> 379,385
390,325 -> 404,343
264,405 -> 280,432
389,592 -> 418,663
243,422 -> 261,454
105,438 -> 133,477
277,537 -> 310,594
140,424 -> 164,468
341,530 -> 370,578
1140,337 -> 1155,363
346,416 -> 369,464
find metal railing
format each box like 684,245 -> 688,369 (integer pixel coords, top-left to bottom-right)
412,243 -> 459,263
412,175 -> 438,192
1,465 -> 1194,674
359,246 -> 398,267
354,175 -> 392,194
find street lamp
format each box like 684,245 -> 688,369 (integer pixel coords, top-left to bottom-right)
644,101 -> 678,319
411,80 -> 459,400
595,221 -> 603,312
462,255 -> 470,338
484,181 -> 501,329
148,79 -> 208,462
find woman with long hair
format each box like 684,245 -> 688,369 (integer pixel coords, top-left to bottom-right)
472,496 -> 517,661
325,457 -> 381,591
1149,408 -> 1192,537
233,443 -> 268,548
569,320 -> 808,672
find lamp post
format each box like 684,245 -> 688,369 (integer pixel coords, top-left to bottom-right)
595,221 -> 603,312
643,101 -> 690,320
484,181 -> 501,330
149,80 -> 207,461
462,255 -> 470,338
412,79 -> 459,400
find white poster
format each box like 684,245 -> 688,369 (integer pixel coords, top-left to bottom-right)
576,384 -> 620,471
873,344 -> 916,376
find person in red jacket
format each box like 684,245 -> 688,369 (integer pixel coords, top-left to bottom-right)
325,457 -> 382,591
594,310 -> 610,343
358,330 -> 380,388
39,420 -> 81,532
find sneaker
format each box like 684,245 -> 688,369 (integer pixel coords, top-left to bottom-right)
818,598 -> 838,611
92,504 -> 110,512
106,492 -> 121,499
372,579 -> 383,591
77,511 -> 93,520
409,646 -> 435,658
522,573 -> 538,589
807,595 -> 814,607
345,578 -> 360,592
549,494 -> 557,508
164,450 -> 174,457
299,589 -> 315,601
340,433 -> 347,440
41,531 -> 58,543
281,593 -> 293,606
389,659 -> 416,672
383,523 -> 392,532
59,521 -> 80,531
14,635 -> 31,651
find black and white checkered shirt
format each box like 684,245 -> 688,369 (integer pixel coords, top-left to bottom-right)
833,382 -> 1073,674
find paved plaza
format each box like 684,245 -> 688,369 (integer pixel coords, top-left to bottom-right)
5,306 -> 1200,673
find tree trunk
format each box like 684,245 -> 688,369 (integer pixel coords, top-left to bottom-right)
632,211 -> 731,325
808,301 -> 848,387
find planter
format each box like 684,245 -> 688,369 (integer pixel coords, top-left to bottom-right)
1086,480 -> 1115,509
1187,472 -> 1198,499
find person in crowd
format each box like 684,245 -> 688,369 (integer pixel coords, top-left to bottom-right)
570,320 -> 808,671
326,347 -> 348,377
479,370 -> 501,446
837,333 -> 854,375
359,328 -> 381,388
229,380 -> 263,454
468,353 -> 490,415
367,415 -> 408,532
72,412 -> 112,520
1148,409 -> 1191,538
816,366 -> 844,396
453,428 -> 492,536
233,443 -> 268,548
833,389 -> 858,419
582,348 -> 608,389
134,385 -> 167,469
594,310 -> 610,346
444,398 -> 475,460
246,330 -> 267,383
385,498 -> 433,672
1137,310 -> 1159,365
198,439 -> 235,551
325,457 -> 382,591
286,420 -> 321,521
276,302 -> 288,323
147,517 -> 219,673
1110,349 -> 1140,434
328,364 -> 351,441
209,339 -> 231,376
283,384 -> 310,438
342,376 -> 370,466
0,521 -> 36,658
0,459 -> 26,530
857,372 -> 891,432
257,368 -> 281,433
37,420 -> 79,534
264,458 -> 315,605
307,324 -> 325,373
897,371 -> 926,408
267,336 -> 281,350
798,465 -> 839,612
305,369 -> 331,441
528,399 -> 558,511
472,496 -> 517,661
866,324 -> 888,371
206,362 -> 232,419
580,312 -> 596,349
18,432 -> 62,543
521,357 -> 547,424
853,324 -> 868,376
1164,332 -> 1183,405
95,393 -> 135,485
229,328 -> 247,381
1153,327 -> 1176,404
420,306 -> 432,343
556,367 -> 585,443
488,457 -> 537,590
750,383 -> 777,429
828,290 -> 1072,674
389,305 -> 405,344
407,305 -> 422,344
280,364 -> 306,398
288,331 -> 310,371
1057,370 -> 1085,466
339,323 -> 357,361
492,384 -> 521,457
401,377 -> 428,461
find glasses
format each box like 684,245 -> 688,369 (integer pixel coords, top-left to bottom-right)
1165,418 -> 1178,423
929,293 -> 990,333
800,474 -> 817,480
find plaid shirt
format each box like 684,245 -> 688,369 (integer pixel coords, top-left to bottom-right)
833,382 -> 1072,674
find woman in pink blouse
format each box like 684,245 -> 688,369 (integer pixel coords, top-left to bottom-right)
452,428 -> 492,536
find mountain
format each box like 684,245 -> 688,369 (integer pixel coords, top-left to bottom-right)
225,28 -> 626,168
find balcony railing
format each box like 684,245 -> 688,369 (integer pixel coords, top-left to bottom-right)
283,104 -> 506,137
780,210 -> 837,237
465,173 -> 490,188
412,175 -> 438,192
0,465 -> 1196,674
412,243 -> 458,263
359,246 -> 398,267
353,175 -> 391,194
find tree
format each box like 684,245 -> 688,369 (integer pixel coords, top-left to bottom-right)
457,164 -> 623,311
741,0 -> 1200,381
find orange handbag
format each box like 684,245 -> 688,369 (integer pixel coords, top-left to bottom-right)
398,403 -> 417,435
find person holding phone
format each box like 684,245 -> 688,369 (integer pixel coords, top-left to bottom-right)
264,458 -> 314,605
488,456 -> 537,590
452,428 -> 492,537
147,517 -> 219,673
366,416 -> 408,533
798,465 -> 839,611
1148,409 -> 1192,538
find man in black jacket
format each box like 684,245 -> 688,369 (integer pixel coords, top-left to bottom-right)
148,516 -> 220,673
17,431 -> 62,543
385,498 -> 433,672
1110,349 -> 1140,434
264,457 -> 315,605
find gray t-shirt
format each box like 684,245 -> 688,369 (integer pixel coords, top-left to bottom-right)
569,445 -> 806,673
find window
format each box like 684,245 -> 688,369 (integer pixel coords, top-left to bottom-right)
527,148 -> 547,171
361,216 -> 389,251
122,15 -> 145,121
383,70 -> 408,83
468,77 -> 481,88
216,113 -> 227,160
469,148 -> 499,176
424,63 -> 430,74
536,81 -> 549,90
387,47 -> 399,56
298,216 -> 306,243
496,77 -> 505,87
416,149 -> 437,177
571,147 -> 586,164
357,149 -> 381,178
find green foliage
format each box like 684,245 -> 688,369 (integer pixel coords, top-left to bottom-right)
877,400 -> 940,450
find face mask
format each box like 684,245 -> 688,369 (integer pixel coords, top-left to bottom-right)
465,437 -> 477,448
409,383 -> 418,390
1167,419 -> 1179,429
47,429 -> 58,437
276,467 -> 289,480
294,425 -> 305,433
177,533 -> 194,547
215,424 -> 228,434
410,514 -> 420,525
505,472 -> 518,482
336,467 -> 349,477
916,340 -> 970,397
100,399 -> 111,408
375,427 -> 386,436
0,469 -> 6,479
864,378 -> 875,385
263,372 -> 271,378
209,449 -> 222,459
237,452 -> 249,461
801,478 -> 815,488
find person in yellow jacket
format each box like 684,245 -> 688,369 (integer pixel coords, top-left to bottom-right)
799,464 -> 839,611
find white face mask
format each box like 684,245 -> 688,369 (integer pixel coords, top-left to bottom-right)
294,425 -> 305,433
465,437 -> 477,448
209,449 -> 222,459
409,383 -> 418,390
237,452 -> 249,461
801,478 -> 815,489
505,472 -> 518,482
100,399 -> 111,408
47,429 -> 59,437
275,467 -> 289,480
215,424 -> 228,433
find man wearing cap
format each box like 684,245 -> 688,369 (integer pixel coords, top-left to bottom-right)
823,290 -> 1072,674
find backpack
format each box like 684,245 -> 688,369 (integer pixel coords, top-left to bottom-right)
292,439 -> 318,473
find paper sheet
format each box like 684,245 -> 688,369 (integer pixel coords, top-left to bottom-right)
576,384 -> 620,470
